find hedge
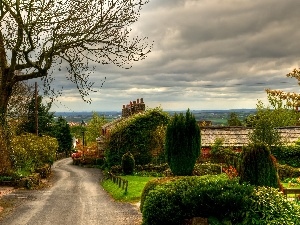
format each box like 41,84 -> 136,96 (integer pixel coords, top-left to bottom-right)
141,175 -> 300,225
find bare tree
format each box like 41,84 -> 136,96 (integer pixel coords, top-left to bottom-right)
0,0 -> 152,173
0,0 -> 151,119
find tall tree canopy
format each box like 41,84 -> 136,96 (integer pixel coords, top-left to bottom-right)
0,0 -> 152,122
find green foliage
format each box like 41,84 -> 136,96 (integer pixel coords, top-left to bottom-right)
242,186 -> 300,225
140,177 -> 179,213
134,163 -> 169,177
192,162 -> 222,176
141,175 -> 253,225
239,144 -> 279,189
227,112 -> 242,126
182,177 -> 253,223
105,107 -> 170,168
141,175 -> 300,225
52,116 -> 73,156
272,144 -> 300,168
210,138 -> 241,167
70,125 -> 84,139
121,151 -> 135,175
142,184 -> 185,225
277,164 -> 300,180
11,133 -> 58,175
165,109 -> 200,176
85,112 -> 107,143
246,99 -> 299,128
18,95 -> 54,136
248,102 -> 281,147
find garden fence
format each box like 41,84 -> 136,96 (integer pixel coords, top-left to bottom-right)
106,172 -> 128,193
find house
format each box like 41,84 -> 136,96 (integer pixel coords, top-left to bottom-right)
200,126 -> 300,148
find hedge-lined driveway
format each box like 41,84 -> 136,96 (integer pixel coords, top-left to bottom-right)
0,158 -> 142,225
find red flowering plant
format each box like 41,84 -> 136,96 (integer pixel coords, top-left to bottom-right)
222,165 -> 239,179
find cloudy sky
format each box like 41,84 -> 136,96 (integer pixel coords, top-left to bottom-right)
40,0 -> 300,112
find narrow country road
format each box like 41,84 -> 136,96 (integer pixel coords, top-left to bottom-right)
0,158 -> 142,225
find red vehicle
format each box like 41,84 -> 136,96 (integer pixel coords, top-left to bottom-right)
71,151 -> 82,159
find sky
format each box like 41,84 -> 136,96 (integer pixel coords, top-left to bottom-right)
37,0 -> 300,112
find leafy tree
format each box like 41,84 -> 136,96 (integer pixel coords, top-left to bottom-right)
248,101 -> 281,148
18,95 -> 54,136
52,116 -> 73,156
0,0 -> 152,173
227,112 -> 242,126
11,133 -> 58,175
165,109 -> 201,176
244,114 -> 258,127
85,112 -> 107,144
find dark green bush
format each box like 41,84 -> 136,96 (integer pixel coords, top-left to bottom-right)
192,162 -> 222,176
141,175 -> 300,225
165,109 -> 200,176
142,186 -> 185,225
110,165 -> 122,175
140,177 -> 179,212
277,164 -> 300,180
239,144 -> 279,189
142,175 -> 253,225
182,177 -> 253,222
121,151 -> 135,175
272,145 -> 300,168
105,108 -> 170,168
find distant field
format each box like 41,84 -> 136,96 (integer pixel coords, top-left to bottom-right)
55,109 -> 255,126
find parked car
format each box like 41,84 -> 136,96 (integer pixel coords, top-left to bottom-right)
71,151 -> 82,159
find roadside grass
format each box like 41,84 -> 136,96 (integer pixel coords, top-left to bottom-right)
101,176 -> 156,203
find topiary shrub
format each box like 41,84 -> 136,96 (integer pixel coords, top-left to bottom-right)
142,186 -> 185,225
165,109 -> 200,176
239,144 -> 279,189
141,175 -> 300,225
141,175 -> 254,225
140,177 -> 179,212
121,151 -> 135,175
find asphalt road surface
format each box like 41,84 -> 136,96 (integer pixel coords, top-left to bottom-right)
0,158 -> 142,225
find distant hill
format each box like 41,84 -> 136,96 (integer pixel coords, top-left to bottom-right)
53,109 -> 256,126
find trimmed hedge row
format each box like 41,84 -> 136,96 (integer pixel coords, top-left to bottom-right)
272,145 -> 300,168
141,175 -> 300,225
278,164 -> 300,180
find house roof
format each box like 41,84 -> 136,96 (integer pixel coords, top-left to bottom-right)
200,126 -> 300,147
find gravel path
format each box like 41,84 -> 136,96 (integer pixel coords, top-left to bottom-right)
0,158 -> 142,225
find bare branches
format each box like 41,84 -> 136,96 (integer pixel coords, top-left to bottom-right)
287,68 -> 300,85
0,0 -> 151,106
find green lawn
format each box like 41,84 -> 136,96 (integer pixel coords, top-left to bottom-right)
282,183 -> 300,188
101,176 -> 156,203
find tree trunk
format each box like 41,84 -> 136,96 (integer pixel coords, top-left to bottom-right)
0,70 -> 13,175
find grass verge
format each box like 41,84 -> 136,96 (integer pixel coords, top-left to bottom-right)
101,176 -> 156,203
